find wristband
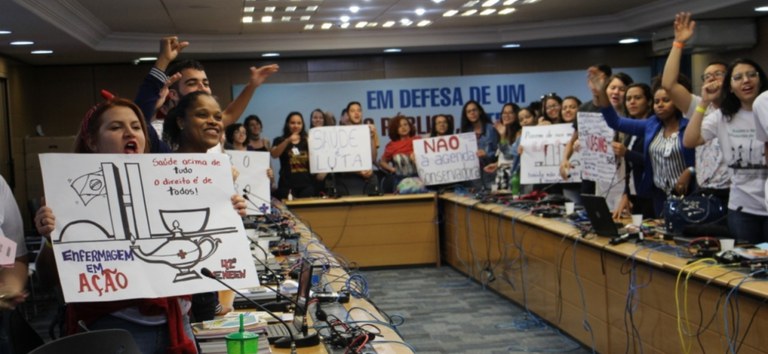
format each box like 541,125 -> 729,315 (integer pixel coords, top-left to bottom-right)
695,105 -> 706,114
673,41 -> 685,49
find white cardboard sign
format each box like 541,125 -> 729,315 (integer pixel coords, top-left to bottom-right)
308,125 -> 373,173
225,150 -> 271,215
413,133 -> 480,185
519,124 -> 580,184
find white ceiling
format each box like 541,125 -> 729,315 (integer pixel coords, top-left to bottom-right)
0,0 -> 765,65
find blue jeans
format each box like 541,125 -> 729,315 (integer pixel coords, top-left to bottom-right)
727,208 -> 768,245
89,314 -> 197,354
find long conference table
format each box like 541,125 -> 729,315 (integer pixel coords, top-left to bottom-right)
287,192 -> 768,354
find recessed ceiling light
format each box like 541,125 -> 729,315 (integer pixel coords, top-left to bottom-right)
480,8 -> 496,15
31,50 -> 53,55
415,8 -> 426,16
382,21 -> 396,27
432,0 -> 445,3
286,6 -> 297,12
756,6 -> 768,12
321,22 -> 333,29
262,16 -> 273,23
340,15 -> 350,22
482,0 -> 499,7
0,30 -> 11,35
10,41 -> 33,46
522,0 -> 539,3
265,6 -> 276,12
137,56 -> 157,61
443,9 -> 459,17
300,15 -> 311,21
498,7 -> 516,15
304,24 -> 315,30
242,16 -> 253,23
417,20 -> 432,27
350,5 -> 360,13
244,6 -> 255,12
462,0 -> 480,7
461,9 -> 477,16
262,53 -> 280,57
619,37 -> 639,44
502,43 -> 520,48
367,22 -> 378,27
383,48 -> 401,53
281,16 -> 291,21
502,0 -> 518,4
340,22 -> 351,28
306,5 -> 318,11
355,21 -> 368,28
400,18 -> 413,26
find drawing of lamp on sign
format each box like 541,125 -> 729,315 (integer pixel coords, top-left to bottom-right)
61,162 -> 237,282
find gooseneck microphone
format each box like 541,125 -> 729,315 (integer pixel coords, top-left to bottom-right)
201,267 -> 299,353
250,243 -> 301,312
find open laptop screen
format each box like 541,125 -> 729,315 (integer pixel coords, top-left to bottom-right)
580,194 -> 623,238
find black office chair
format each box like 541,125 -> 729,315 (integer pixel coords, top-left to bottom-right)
29,329 -> 141,354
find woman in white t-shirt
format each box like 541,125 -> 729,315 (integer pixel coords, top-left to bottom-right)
683,58 -> 768,244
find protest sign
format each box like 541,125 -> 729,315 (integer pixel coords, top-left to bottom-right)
308,126 -> 373,173
413,133 -> 480,185
39,153 -> 258,302
225,150 -> 271,215
519,124 -> 579,184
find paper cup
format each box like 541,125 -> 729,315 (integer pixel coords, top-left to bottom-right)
564,202 -> 575,215
631,214 -> 643,226
720,238 -> 735,251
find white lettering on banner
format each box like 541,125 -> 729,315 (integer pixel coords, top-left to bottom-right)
414,133 -> 480,185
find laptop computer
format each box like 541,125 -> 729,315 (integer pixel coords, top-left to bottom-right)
580,194 -> 627,238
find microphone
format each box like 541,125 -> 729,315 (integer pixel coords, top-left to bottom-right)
201,268 -> 318,352
250,243 -> 298,312
609,232 -> 639,246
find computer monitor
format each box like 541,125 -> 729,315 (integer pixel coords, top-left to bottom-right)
292,259 -> 313,333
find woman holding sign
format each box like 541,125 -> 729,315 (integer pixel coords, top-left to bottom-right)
484,103 -> 522,191
460,100 -> 499,190
271,111 -> 318,199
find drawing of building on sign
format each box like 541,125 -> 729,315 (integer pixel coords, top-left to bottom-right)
534,143 -> 563,167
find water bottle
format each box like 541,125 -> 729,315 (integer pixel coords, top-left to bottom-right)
510,171 -> 520,196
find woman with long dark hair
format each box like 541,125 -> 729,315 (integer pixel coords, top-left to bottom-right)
271,112 -> 317,199
460,100 -> 499,189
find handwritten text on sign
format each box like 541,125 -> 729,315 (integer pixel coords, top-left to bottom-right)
225,150 -> 271,215
39,153 -> 258,303
309,126 -> 373,173
577,112 -> 619,184
519,124 -> 580,184
413,133 -> 480,185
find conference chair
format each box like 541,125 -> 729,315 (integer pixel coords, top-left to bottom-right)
29,328 -> 140,354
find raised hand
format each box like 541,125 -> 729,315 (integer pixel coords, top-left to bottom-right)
673,12 -> 696,43
249,64 -> 279,87
156,36 -> 189,70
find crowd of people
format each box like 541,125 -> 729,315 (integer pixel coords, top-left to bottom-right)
0,10 -> 766,354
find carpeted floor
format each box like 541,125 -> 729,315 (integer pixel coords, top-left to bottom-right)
361,266 -> 592,354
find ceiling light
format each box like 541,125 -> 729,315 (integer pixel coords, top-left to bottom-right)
417,20 -> 432,27
400,18 -> 413,26
321,22 -> 333,29
522,0 -> 539,3
619,37 -> 639,44
31,50 -> 53,55
242,16 -> 253,23
244,6 -> 255,12
10,41 -> 33,45
498,7 -> 516,14
502,43 -> 520,48
355,21 -> 368,28
415,8 -> 426,16
281,16 -> 291,21
461,9 -> 477,16
265,6 -> 276,12
443,9 -> 458,17
502,0 -> 518,4
480,8 -> 496,15
462,0 -> 480,7
383,48 -> 401,53
432,0 -> 445,3
0,30 -> 11,35
350,5 -> 360,13
286,6 -> 297,12
137,56 -> 157,61
340,22 -> 351,28
367,22 -> 378,27
304,24 -> 315,30
262,16 -> 273,23
262,53 -> 280,57
300,15 -> 311,21
340,15 -> 350,22
756,6 -> 768,12
306,5 -> 318,11
482,0 -> 499,7
382,21 -> 396,27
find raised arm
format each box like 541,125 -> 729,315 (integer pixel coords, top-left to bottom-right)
222,64 -> 280,126
662,12 -> 695,112
683,82 -> 719,148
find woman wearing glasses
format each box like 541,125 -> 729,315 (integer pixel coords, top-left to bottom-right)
683,59 -> 768,243
599,76 -> 696,217
539,93 -> 563,125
